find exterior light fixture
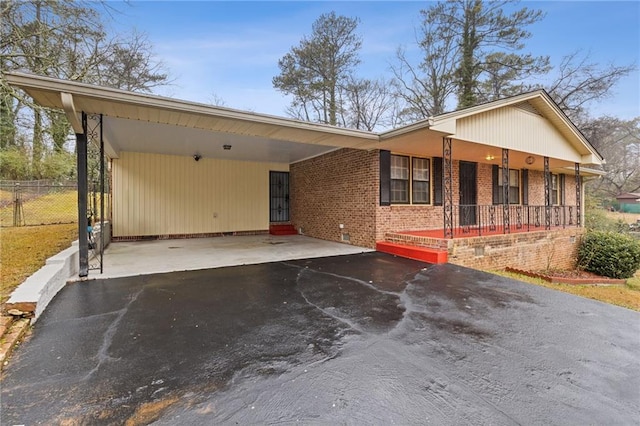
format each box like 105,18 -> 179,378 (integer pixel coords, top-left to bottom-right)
525,155 -> 535,165
193,154 -> 202,161
223,144 -> 232,150
485,154 -> 495,161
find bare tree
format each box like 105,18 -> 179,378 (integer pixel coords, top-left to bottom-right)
1,0 -> 171,179
341,77 -> 396,131
583,116 -> 640,198
545,50 -> 636,126
392,0 -> 548,120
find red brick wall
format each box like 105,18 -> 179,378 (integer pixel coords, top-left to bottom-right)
477,163 -> 493,205
290,149 -> 378,248
376,206 -> 443,242
291,149 -> 584,252
448,228 -> 584,270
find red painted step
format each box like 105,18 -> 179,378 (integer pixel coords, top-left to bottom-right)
269,224 -> 298,235
376,241 -> 448,264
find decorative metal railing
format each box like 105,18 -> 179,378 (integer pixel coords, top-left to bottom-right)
453,204 -> 580,237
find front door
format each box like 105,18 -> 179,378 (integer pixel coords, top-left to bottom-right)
269,171 -> 290,222
459,161 -> 477,226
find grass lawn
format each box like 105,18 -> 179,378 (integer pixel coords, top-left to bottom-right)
606,211 -> 640,225
0,190 -> 77,227
0,223 -> 78,304
492,269 -> 640,312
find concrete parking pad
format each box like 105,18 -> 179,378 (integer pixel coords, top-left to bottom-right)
97,234 -> 373,279
2,253 -> 638,424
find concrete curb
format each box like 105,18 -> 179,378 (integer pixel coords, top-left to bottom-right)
4,222 -> 111,323
5,241 -> 80,323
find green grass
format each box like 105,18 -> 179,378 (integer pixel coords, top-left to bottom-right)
0,190 -> 77,226
0,223 -> 78,304
490,269 -> 640,312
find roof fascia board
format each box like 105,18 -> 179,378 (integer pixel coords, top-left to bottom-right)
60,92 -> 119,158
60,92 -> 83,133
5,72 -> 378,142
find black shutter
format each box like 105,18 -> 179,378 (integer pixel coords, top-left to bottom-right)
380,150 -> 391,206
492,165 -> 499,205
522,169 -> 529,205
433,157 -> 443,206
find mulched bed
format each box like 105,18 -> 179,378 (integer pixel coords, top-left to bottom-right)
505,267 -> 627,286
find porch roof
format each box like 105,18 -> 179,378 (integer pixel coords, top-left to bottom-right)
6,72 -> 603,172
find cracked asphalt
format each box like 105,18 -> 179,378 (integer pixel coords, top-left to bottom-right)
1,252 -> 639,424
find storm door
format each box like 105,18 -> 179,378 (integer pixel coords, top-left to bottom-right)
269,171 -> 290,222
459,161 -> 477,227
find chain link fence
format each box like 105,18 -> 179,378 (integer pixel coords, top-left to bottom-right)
1,180 -> 110,228
0,180 -> 78,227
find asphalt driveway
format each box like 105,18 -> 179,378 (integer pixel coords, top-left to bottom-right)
1,252 -> 638,424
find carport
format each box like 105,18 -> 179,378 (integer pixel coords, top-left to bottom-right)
5,72 -> 379,277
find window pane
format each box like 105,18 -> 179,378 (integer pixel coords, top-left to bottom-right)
509,187 -> 519,204
391,179 -> 408,203
412,180 -> 430,203
509,170 -> 519,186
509,170 -> 519,204
391,155 -> 409,179
412,158 -> 430,181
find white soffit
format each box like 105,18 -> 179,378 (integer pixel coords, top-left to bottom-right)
5,72 -> 377,163
5,73 -> 602,166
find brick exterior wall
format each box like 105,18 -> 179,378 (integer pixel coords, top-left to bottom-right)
290,148 -> 378,248
290,148 -> 585,270
376,206 -> 443,242
448,228 -> 584,270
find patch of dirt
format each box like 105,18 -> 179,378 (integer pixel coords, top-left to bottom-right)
125,395 -> 180,426
505,267 -> 626,285
541,269 -> 610,280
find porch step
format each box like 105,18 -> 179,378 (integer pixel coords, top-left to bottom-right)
269,224 -> 298,235
376,241 -> 448,264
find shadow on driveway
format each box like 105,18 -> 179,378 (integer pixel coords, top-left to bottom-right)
2,252 -> 638,424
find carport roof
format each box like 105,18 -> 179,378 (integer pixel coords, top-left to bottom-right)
5,72 -> 379,162
6,72 -> 603,168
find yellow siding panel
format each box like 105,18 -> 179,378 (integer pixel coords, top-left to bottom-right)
112,152 -> 289,237
456,106 -> 581,162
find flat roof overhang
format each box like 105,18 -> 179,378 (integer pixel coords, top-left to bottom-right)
5,72 -> 604,174
5,72 -> 379,163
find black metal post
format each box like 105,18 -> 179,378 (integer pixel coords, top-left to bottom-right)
502,148 -> 510,234
77,113 -> 89,277
443,138 -> 453,238
99,114 -> 104,273
544,156 -> 551,230
575,162 -> 581,227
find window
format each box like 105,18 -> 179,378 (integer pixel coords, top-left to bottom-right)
493,168 -> 520,204
391,155 -> 409,203
412,157 -> 430,204
551,174 -> 557,204
390,155 -> 431,204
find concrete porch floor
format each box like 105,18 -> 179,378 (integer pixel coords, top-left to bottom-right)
92,234 -> 374,279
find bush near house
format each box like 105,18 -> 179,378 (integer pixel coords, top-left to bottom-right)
578,231 -> 640,279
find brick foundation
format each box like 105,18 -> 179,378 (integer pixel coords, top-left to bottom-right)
447,228 -> 584,271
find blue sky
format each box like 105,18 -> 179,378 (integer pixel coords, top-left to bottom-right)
106,1 -> 639,120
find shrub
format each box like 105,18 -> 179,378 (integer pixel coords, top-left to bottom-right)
578,231 -> 640,279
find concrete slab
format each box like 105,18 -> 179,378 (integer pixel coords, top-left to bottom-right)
96,235 -> 373,279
